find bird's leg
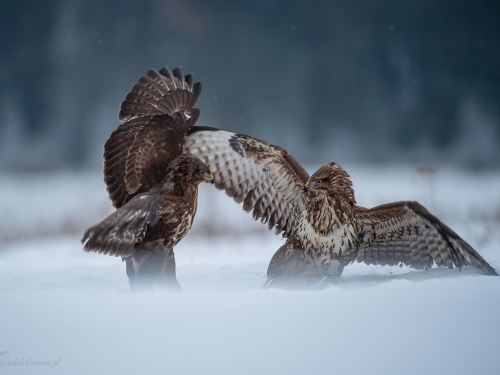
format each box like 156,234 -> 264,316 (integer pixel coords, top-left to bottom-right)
155,248 -> 181,291
320,257 -> 344,285
124,245 -> 180,292
125,255 -> 152,292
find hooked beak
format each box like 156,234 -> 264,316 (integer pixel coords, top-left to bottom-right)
205,173 -> 215,185
303,180 -> 310,193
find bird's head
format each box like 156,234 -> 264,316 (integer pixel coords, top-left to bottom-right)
168,154 -> 214,185
303,162 -> 356,204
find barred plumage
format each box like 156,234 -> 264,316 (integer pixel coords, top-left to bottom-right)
84,65 -> 497,291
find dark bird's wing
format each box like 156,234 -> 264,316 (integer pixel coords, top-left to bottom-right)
118,66 -> 201,122
82,193 -> 169,257
353,201 -> 497,275
184,128 -> 309,237
104,68 -> 202,208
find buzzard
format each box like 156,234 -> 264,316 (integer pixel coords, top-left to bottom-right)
81,67 -> 214,290
185,133 -> 498,288
84,65 -> 497,290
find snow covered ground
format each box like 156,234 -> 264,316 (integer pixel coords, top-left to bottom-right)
1,165 -> 499,374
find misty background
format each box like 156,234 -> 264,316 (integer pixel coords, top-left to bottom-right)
1,0 -> 499,172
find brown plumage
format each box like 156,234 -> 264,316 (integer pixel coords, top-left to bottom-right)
185,130 -> 497,286
81,68 -> 213,290
262,163 -> 498,289
182,78 -> 497,289
84,65 -> 497,290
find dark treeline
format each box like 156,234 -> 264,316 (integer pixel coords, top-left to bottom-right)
1,0 -> 499,170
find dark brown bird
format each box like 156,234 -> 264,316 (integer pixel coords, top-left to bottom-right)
81,67 -> 214,290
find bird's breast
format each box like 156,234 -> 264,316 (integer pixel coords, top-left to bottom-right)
160,192 -> 198,249
296,202 -> 356,257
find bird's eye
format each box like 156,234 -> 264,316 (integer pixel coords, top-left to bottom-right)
315,179 -> 322,185
200,170 -> 206,176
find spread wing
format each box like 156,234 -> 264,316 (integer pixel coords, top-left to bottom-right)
184,127 -> 309,237
104,67 -> 202,208
353,201 -> 498,275
81,193 -> 170,257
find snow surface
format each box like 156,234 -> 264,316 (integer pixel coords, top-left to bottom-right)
1,166 -> 499,374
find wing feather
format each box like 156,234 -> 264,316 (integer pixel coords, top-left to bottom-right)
104,67 -> 202,208
184,128 -> 309,237
354,201 -> 497,275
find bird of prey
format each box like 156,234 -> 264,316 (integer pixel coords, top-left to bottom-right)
81,67 -> 214,290
85,65 -> 497,290
185,135 -> 498,288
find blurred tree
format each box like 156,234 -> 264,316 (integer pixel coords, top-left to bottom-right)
0,0 -> 498,170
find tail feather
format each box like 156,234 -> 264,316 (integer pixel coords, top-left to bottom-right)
82,193 -> 166,257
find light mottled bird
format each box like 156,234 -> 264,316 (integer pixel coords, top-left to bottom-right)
185,133 -> 498,288
82,67 -> 214,290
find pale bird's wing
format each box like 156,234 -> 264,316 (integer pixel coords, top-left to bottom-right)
104,68 -> 201,208
353,201 -> 498,275
184,128 -> 309,237
81,193 -> 172,257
